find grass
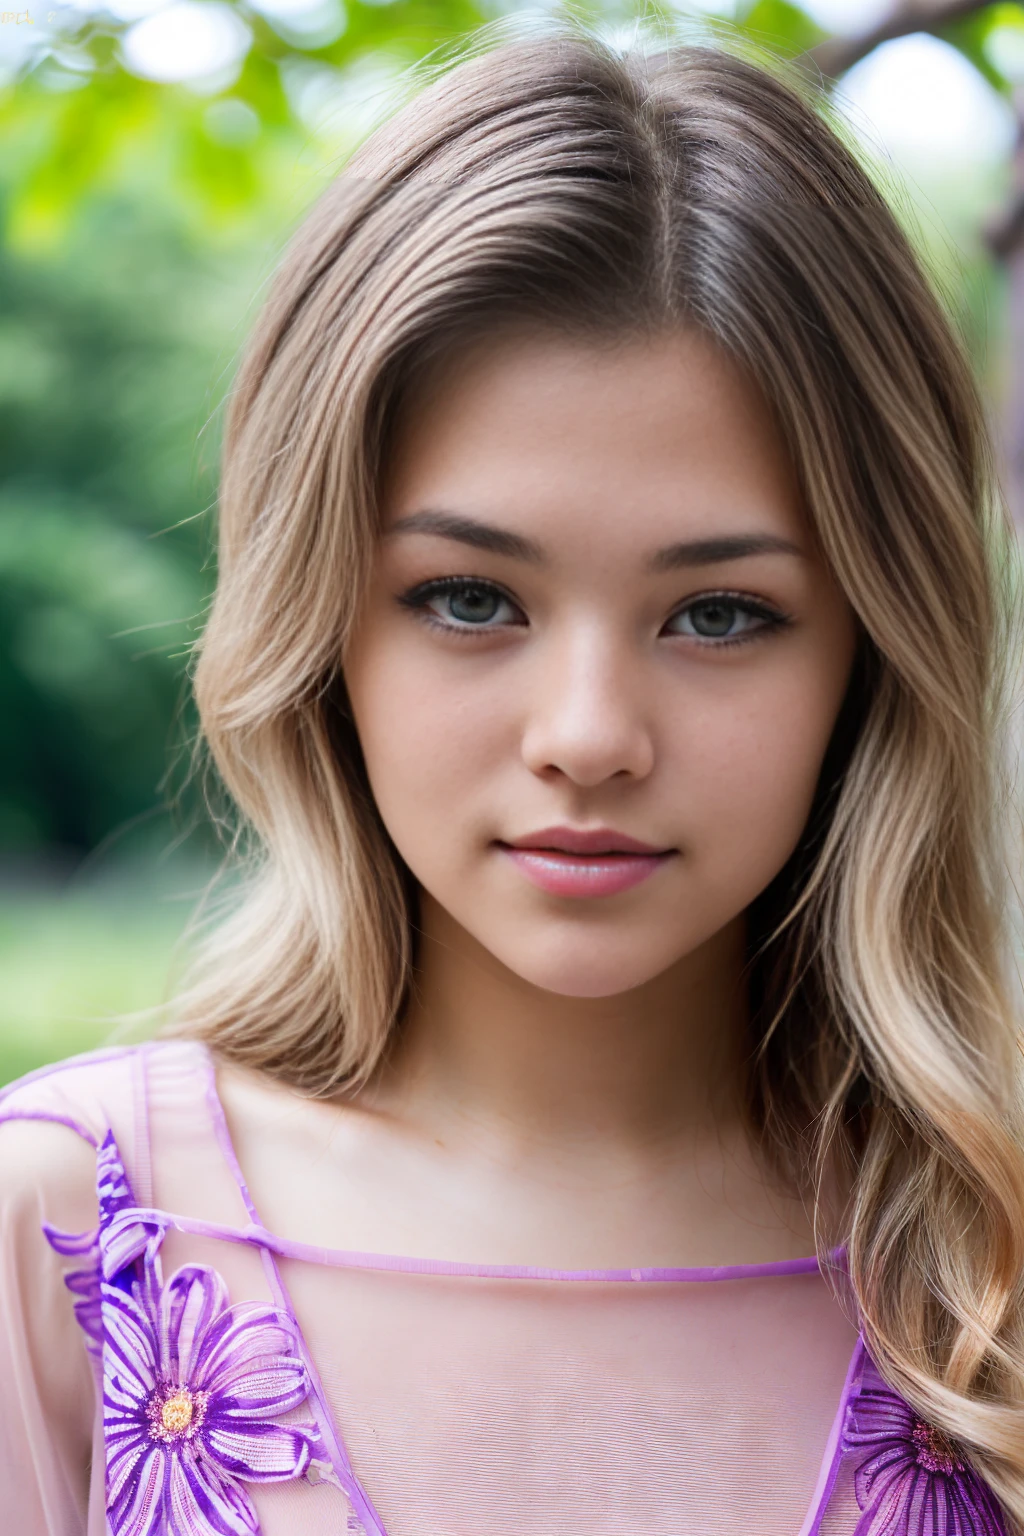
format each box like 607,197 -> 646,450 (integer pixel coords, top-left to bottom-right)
0,860 -> 209,1087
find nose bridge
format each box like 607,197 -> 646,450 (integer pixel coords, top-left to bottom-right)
522,610 -> 653,785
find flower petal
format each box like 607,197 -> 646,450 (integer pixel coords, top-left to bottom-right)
203,1417 -> 320,1483
213,1357 -> 312,1420
844,1355 -> 1011,1536
193,1303 -> 302,1397
105,1408 -> 150,1468
106,1435 -> 162,1515
854,1441 -> 916,1508
102,1283 -> 158,1404
166,1448 -> 259,1536
160,1266 -> 230,1383
42,1223 -> 98,1258
847,1375 -> 917,1447
101,1212 -> 167,1283
949,1474 -> 1012,1536
106,1443 -> 168,1536
96,1131 -> 138,1222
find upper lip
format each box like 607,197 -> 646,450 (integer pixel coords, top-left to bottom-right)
501,826 -> 672,856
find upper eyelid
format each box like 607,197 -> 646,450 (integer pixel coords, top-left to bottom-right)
404,578 -> 780,605
668,588 -> 782,611
405,575 -> 518,598
401,578 -> 787,625
403,576 -> 524,612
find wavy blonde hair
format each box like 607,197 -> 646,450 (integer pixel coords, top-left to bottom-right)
179,24 -> 1024,1518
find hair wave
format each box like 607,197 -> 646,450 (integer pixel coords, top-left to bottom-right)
176,24 -> 1024,1517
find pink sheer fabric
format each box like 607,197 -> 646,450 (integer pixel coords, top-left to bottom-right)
0,1042 -> 1005,1536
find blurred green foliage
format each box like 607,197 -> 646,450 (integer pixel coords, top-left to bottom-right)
5,0 -> 1024,248
0,188 -> 252,851
0,864 -> 199,1084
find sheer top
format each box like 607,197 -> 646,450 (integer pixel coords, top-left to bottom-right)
0,1041 -> 1009,1536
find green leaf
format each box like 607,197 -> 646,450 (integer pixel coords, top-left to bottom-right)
736,0 -> 827,59
942,8 -> 1015,94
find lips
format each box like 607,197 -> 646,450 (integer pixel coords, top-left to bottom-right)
504,825 -> 668,856
496,825 -> 676,898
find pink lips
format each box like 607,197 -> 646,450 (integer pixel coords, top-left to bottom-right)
497,825 -> 675,899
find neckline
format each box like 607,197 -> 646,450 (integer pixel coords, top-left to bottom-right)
180,1038 -> 863,1536
197,1040 -> 842,1284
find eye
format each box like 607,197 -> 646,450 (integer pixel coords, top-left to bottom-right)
400,577 -> 524,631
664,594 -> 784,643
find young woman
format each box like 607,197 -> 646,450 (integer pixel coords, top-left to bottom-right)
3,26 -> 1023,1536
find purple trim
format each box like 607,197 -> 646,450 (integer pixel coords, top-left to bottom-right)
0,1045 -> 136,1104
200,1047 -> 390,1534
799,1336 -> 866,1536
201,1051 -> 261,1225
241,1238 -> 828,1282
197,1045 -> 832,1281
107,1205 -> 834,1282
255,1244 -> 390,1536
131,1044 -> 154,1210
0,1107 -> 99,1147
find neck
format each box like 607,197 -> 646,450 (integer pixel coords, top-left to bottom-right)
372,892 -> 750,1162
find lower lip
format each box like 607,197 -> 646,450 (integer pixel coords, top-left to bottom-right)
499,846 -> 674,898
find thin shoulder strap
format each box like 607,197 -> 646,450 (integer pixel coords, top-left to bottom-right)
130,1044 -> 154,1210
196,1042 -> 262,1224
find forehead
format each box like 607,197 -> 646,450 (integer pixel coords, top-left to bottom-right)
379,327 -> 807,553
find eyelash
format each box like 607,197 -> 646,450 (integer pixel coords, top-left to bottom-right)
397,576 -> 791,648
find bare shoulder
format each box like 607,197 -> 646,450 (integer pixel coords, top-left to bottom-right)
0,1116 -> 99,1231
0,1044 -> 143,1230
215,1055 -> 368,1140
211,1056 -> 421,1253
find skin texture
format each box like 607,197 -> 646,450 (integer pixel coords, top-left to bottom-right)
217,327 -> 858,1268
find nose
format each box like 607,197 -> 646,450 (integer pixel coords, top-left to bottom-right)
519,620 -> 655,787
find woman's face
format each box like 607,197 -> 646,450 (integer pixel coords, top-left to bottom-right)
344,328 -> 858,998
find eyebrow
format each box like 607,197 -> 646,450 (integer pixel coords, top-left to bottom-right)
648,534 -> 803,570
387,511 -> 543,561
386,510 -> 803,568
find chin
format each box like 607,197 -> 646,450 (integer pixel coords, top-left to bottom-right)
495,937 -> 679,1000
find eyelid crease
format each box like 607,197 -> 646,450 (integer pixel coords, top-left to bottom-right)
398,578 -> 791,644
401,578 -> 785,605
398,574 -> 524,609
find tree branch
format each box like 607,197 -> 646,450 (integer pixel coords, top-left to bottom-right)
805,0 -> 995,81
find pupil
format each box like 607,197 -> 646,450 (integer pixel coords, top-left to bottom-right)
693,602 -> 735,637
450,587 -> 498,623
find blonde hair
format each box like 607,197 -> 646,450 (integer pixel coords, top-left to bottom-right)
180,25 -> 1024,1517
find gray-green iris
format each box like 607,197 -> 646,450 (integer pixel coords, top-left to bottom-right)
450,587 -> 501,623
690,601 -> 737,637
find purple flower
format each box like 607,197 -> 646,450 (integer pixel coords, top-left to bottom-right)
103,1261 -> 321,1536
44,1130 -> 148,1362
844,1356 -> 1007,1536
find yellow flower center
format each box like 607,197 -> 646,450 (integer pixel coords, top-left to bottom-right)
160,1391 -> 194,1435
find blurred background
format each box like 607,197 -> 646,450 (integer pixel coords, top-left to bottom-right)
0,0 -> 1020,1085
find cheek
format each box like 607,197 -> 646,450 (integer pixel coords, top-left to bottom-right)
675,655 -> 850,896
345,637 -> 509,840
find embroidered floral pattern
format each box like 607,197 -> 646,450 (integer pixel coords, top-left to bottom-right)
45,1129 -> 322,1536
103,1262 -> 320,1534
44,1130 -> 142,1363
844,1355 -> 1007,1536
